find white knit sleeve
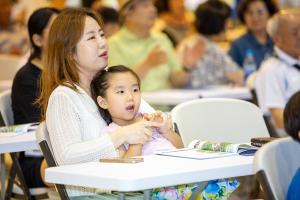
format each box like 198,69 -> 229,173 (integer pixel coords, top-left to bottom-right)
46,91 -> 117,165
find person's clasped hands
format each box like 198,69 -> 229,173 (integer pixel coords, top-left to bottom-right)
143,111 -> 174,136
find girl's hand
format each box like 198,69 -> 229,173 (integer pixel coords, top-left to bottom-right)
144,111 -> 184,148
157,112 -> 173,136
144,111 -> 173,136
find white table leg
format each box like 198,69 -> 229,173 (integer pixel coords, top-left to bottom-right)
0,154 -> 6,200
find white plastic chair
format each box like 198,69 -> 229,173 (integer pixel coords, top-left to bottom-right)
0,90 -> 14,125
253,137 -> 300,200
36,122 -> 70,200
171,98 -> 270,147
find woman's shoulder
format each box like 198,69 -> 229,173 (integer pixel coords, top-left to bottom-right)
50,85 -> 82,100
12,62 -> 40,87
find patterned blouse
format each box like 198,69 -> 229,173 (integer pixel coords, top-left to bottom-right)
178,35 -> 240,89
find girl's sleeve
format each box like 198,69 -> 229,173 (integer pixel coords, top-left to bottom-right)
46,92 -> 117,165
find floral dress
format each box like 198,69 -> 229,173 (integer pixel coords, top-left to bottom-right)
152,178 -> 239,200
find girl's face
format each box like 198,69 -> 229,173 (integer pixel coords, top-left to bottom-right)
73,16 -> 108,78
244,0 -> 270,33
97,72 -> 141,126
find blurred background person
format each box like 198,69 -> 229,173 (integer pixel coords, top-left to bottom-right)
108,0 -> 190,92
11,0 -> 51,25
153,0 -> 194,47
229,0 -> 278,70
276,0 -> 300,8
255,9 -> 300,136
97,6 -> 120,38
0,0 -> 28,55
81,0 -> 102,10
11,7 -> 60,191
177,0 -> 243,89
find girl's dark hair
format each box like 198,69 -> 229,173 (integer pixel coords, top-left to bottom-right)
284,91 -> 300,143
237,0 -> 278,24
28,7 -> 60,61
194,0 -> 231,36
90,65 -> 141,125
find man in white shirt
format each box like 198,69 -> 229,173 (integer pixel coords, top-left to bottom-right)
255,9 -> 300,134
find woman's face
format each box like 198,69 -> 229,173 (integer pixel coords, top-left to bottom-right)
244,0 -> 270,33
73,16 -> 108,77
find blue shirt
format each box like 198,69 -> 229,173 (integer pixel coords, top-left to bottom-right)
229,32 -> 274,69
287,167 -> 300,200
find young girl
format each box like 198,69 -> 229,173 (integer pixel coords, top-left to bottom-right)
90,65 -> 239,200
90,65 -> 184,157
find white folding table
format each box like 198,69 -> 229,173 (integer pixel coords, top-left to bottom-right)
0,131 -> 38,199
142,86 -> 252,106
46,154 -> 253,193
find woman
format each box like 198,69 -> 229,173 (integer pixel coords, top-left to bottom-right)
37,8 -> 163,199
11,7 -> 59,189
229,0 -> 278,69
177,0 -> 244,88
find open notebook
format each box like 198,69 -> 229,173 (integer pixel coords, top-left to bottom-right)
156,140 -> 258,160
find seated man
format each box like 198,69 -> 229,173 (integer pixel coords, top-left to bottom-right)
255,9 -> 300,135
108,0 -> 190,92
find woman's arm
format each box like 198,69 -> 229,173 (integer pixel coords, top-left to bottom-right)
46,92 -> 118,165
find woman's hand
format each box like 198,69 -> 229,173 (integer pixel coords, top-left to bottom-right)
110,120 -> 162,148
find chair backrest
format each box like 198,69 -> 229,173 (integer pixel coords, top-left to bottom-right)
0,90 -> 14,125
36,122 -> 70,200
171,98 -> 270,147
253,137 -> 300,200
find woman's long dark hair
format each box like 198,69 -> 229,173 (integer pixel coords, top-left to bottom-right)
28,7 -> 60,61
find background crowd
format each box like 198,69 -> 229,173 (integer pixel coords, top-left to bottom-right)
1,0 -> 300,199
